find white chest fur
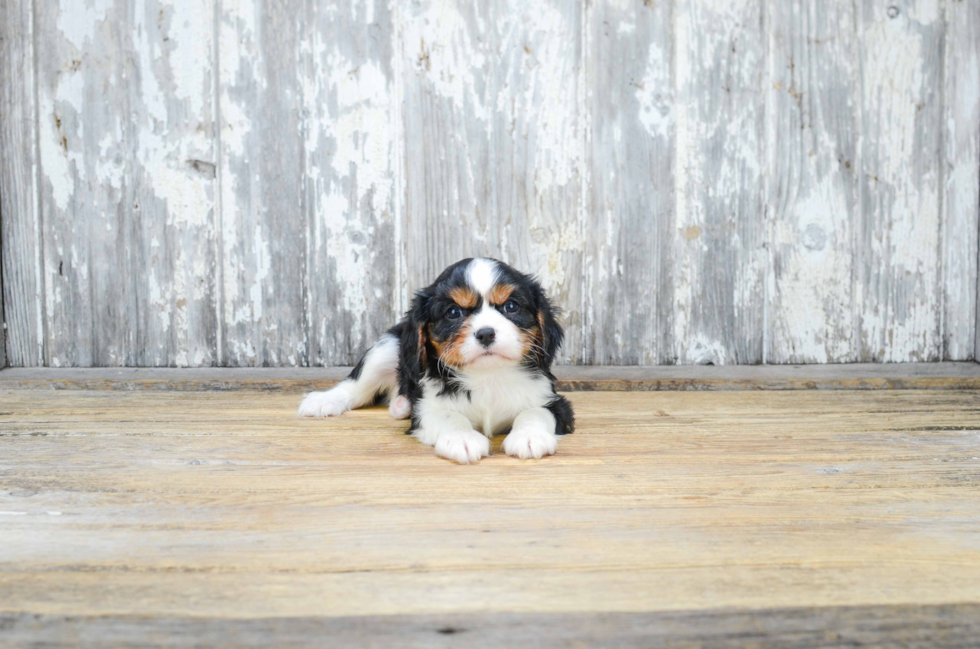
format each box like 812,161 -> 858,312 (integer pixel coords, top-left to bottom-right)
420,366 -> 553,436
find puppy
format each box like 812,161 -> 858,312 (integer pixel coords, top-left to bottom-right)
297,258 -> 574,463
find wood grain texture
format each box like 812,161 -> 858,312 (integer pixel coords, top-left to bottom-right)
673,0 -> 767,364
1,239 -> 4,368
2,0 -> 979,367
401,0 -> 587,362
218,0 -> 306,367
859,0 -> 944,362
767,0 -> 860,363
1,389 -> 979,625
0,0 -> 42,367
33,0 -> 217,367
488,0 -> 587,363
300,0 -> 398,366
585,0 -> 673,364
1,237 -> 4,370
4,604 -> 980,649
943,0 -> 980,361
400,0 -> 492,292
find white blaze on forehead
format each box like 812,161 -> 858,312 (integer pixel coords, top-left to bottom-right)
467,258 -> 498,296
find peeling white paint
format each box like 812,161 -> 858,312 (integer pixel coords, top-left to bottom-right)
403,0 -> 487,119
11,0 -> 973,368
686,334 -> 728,366
636,41 -> 672,139
164,0 -> 211,116
498,3 -> 580,194
299,15 -> 395,341
250,224 -> 270,323
773,177 -> 855,362
38,105 -> 74,211
861,0 -> 943,361
671,1 -> 696,361
56,0 -> 112,50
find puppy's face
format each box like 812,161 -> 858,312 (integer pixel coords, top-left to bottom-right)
418,258 -> 559,372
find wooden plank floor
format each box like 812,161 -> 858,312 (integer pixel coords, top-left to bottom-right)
2,388 -> 980,646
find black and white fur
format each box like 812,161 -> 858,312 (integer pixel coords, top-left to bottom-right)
297,258 -> 574,463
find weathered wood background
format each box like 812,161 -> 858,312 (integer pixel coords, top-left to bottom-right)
1,0 -> 979,367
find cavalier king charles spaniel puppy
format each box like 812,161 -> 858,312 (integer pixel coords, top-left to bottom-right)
297,258 -> 574,463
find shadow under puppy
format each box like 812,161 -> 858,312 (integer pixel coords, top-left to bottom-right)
298,258 -> 574,463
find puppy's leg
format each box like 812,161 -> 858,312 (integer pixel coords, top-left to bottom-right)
414,410 -> 490,464
387,394 -> 412,420
503,407 -> 558,459
297,334 -> 399,418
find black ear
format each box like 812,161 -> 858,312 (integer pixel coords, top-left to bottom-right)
397,290 -> 431,402
529,277 -> 563,367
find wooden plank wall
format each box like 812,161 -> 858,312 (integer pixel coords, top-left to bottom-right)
1,0 -> 41,370
1,0 -> 978,367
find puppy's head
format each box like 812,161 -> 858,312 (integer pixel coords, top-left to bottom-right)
407,258 -> 563,375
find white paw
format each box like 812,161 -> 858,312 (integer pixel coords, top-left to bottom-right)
297,388 -> 351,418
388,395 -> 412,420
434,429 -> 491,464
504,424 -> 557,460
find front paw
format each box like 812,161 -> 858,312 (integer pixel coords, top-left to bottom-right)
504,424 -> 557,460
435,429 -> 491,464
297,388 -> 351,418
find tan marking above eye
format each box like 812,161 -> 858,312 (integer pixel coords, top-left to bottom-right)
448,287 -> 479,309
488,284 -> 516,305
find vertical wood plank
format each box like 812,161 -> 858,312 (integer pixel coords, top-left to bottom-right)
672,0 -> 767,365
400,0 -> 494,288
942,0 -> 980,361
767,0 -> 860,363
218,0 -> 306,366
858,0 -> 943,362
0,255 -> 4,368
0,230 -> 4,367
34,0 -> 217,366
0,0 -> 42,366
300,0 -> 398,365
135,0 -> 218,368
0,211 -> 5,367
585,0 -> 673,365
401,0 -> 586,362
35,0 -> 131,366
489,0 -> 587,363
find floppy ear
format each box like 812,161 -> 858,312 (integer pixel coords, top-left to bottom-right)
529,278 -> 564,367
397,290 -> 431,401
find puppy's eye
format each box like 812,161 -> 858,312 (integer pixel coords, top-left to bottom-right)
502,300 -> 519,314
447,305 -> 463,319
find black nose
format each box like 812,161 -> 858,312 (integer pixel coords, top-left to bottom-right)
474,327 -> 496,347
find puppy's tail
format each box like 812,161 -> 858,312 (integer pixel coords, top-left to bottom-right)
297,327 -> 409,419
